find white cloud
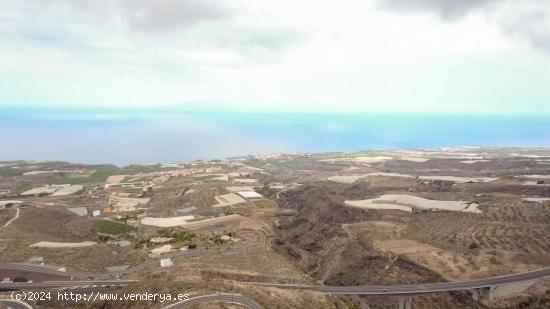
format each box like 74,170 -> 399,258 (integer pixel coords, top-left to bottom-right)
379,0 -> 550,54
378,0 -> 498,20
495,1 -> 550,54
0,0 -> 549,113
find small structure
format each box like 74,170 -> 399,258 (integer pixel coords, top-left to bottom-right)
237,191 -> 262,199
67,207 -> 87,217
160,258 -> 173,268
92,210 -> 101,217
149,245 -> 173,257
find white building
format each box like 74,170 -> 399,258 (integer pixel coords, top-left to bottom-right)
160,258 -> 173,268
237,191 -> 263,199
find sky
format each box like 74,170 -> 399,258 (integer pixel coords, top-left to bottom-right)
1,0 -> 550,114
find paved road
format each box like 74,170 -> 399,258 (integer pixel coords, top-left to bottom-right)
162,293 -> 263,309
3,267 -> 550,297
246,267 -> 550,295
0,280 -> 134,290
0,263 -> 71,277
0,299 -> 34,309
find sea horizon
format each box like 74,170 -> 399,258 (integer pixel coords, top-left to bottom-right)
2,108 -> 550,166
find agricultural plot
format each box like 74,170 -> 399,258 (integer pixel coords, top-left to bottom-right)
523,198 -> 550,202
20,184 -> 83,196
366,172 -> 414,178
327,175 -> 366,184
225,186 -> 254,192
141,216 -> 194,227
214,193 -> 246,207
328,172 -> 414,183
345,195 -> 480,213
374,239 -> 476,280
406,201 -> 550,270
30,241 -> 97,248
516,175 -> 550,179
320,156 -> 393,164
418,176 -> 497,183
106,175 -> 127,184
95,220 -> 135,235
252,198 -> 278,208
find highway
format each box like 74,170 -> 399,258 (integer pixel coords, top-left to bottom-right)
246,267 -> 550,295
0,299 -> 34,309
0,280 -> 134,290
1,267 -> 549,298
162,293 -> 263,309
0,263 -> 71,277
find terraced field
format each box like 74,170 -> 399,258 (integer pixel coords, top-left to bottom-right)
405,200 -> 550,272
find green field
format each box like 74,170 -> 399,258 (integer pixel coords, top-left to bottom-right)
95,220 -> 135,235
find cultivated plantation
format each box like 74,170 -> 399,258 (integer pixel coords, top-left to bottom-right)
1,147 -> 550,308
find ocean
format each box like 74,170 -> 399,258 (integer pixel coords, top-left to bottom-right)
1,107 -> 549,165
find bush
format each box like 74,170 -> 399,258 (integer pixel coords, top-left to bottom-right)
150,228 -> 196,249
222,206 -> 234,215
134,239 -> 149,249
212,235 -> 223,244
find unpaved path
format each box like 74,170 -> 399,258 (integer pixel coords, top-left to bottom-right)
276,184 -> 301,200
2,208 -> 20,229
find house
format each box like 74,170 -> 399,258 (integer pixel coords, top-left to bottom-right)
160,258 -> 173,268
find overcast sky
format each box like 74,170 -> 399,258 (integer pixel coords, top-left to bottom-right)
1,0 -> 549,114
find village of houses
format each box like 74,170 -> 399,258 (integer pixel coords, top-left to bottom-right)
0,156 -> 294,276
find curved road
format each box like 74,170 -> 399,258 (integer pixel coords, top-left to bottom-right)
2,267 -> 550,297
162,293 -> 263,309
0,299 -> 34,309
1,208 -> 20,229
0,263 -> 71,277
0,280 -> 134,290
246,267 -> 550,295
